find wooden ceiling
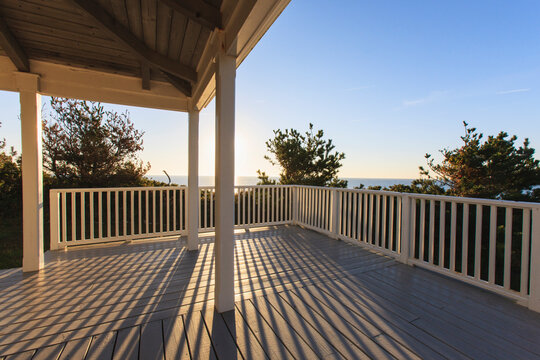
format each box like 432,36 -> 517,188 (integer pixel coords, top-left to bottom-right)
0,0 -> 225,97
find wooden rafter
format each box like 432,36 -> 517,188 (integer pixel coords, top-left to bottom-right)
163,72 -> 192,97
141,63 -> 151,90
71,0 -> 197,94
158,0 -> 221,30
0,13 -> 29,72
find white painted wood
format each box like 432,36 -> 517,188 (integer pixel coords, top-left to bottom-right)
399,195 -> 411,264
428,200 -> 435,264
439,201 -> 445,268
49,191 -> 60,250
504,207 -> 512,289
214,51 -> 236,313
475,205 -> 482,279
488,205 -> 497,284
450,202 -> 457,271
529,208 -> 540,312
521,209 -> 531,295
419,199 -> 425,261
17,72 -> 44,272
330,189 -> 339,237
462,203 -> 469,275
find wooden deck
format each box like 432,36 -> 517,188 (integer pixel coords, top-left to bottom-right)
0,226 -> 539,359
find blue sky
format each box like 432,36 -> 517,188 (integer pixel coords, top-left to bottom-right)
2,0 -> 540,178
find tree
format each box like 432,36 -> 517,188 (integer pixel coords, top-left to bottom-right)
0,122 -> 21,216
258,123 -> 347,187
420,122 -> 540,201
43,98 -> 151,187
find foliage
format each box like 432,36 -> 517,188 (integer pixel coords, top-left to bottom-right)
43,98 -> 153,187
258,123 -> 347,188
0,122 -> 21,217
422,122 -> 540,201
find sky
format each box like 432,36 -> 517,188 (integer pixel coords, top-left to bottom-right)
2,0 -> 540,179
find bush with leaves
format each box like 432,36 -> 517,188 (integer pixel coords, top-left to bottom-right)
258,123 -> 347,187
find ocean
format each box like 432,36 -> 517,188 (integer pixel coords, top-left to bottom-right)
148,175 -> 413,189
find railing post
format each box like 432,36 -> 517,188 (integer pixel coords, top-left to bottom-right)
330,189 -> 340,239
399,194 -> 411,264
49,190 -> 60,250
529,207 -> 540,312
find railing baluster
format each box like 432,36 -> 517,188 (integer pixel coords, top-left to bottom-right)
363,193 -> 368,243
488,205 -> 497,284
439,201 -> 445,268
90,191 -> 94,240
81,191 -> 85,240
428,200 -> 435,264
410,198 -> 416,256
123,190 -> 127,237
368,194 -> 373,243
131,190 -> 135,236
521,209 -> 531,295
450,202 -> 457,271
98,191 -> 103,239
503,207 -> 513,289
475,205 -> 483,279
389,196 -> 394,251
375,195 -> 381,246
145,190 -> 149,234
419,199 -> 425,260
204,189 -> 208,229
61,192 -> 67,245
352,192 -> 358,240
462,203 -> 469,275
71,191 -> 77,241
138,190 -> 142,235
381,195 -> 387,248
166,189 -> 170,233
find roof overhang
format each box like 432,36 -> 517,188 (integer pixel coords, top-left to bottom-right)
0,0 -> 290,112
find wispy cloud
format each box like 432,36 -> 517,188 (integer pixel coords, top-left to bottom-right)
344,85 -> 371,92
402,90 -> 448,107
496,88 -> 530,95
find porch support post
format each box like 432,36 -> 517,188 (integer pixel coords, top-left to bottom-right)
16,72 -> 44,272
214,50 -> 236,313
187,110 -> 199,250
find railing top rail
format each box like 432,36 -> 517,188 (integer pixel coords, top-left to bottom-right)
50,186 -> 187,193
406,192 -> 540,209
50,184 -> 540,209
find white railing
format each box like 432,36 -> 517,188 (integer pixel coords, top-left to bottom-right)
49,185 -> 540,312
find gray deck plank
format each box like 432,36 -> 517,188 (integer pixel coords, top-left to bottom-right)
0,226 -> 539,360
139,320 -> 164,360
313,282 -> 467,360
275,291 -> 372,359
85,332 -> 117,360
293,286 -> 425,360
339,275 -> 523,360
3,350 -> 35,360
368,268 -> 540,355
32,343 -> 64,360
113,326 -> 140,360
372,265 -> 540,345
59,337 -> 92,360
263,293 -> 345,359
162,316 -> 190,360
221,309 -> 268,360
235,300 -> 294,360
183,311 -> 217,360
202,310 -> 241,360
249,296 -> 321,360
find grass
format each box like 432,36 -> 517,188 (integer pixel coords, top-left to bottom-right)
0,216 -> 22,269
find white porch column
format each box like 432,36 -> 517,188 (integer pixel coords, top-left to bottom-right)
187,110 -> 199,250
16,72 -> 44,272
214,52 -> 236,313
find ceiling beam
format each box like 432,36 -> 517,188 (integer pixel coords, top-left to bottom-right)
71,0 -> 197,84
158,0 -> 221,30
163,72 -> 192,97
0,14 -> 29,72
141,63 -> 150,90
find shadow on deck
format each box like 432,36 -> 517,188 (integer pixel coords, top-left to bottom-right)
0,225 -> 539,359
